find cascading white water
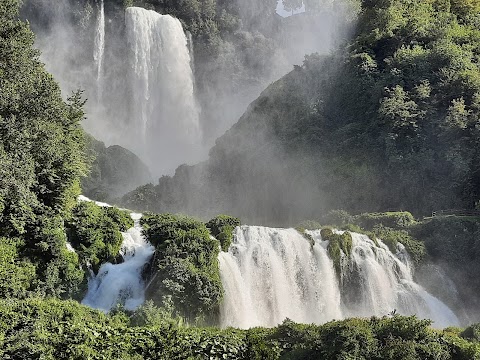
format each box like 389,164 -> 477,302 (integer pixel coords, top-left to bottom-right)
219,226 -> 342,328
93,0 -> 105,102
125,7 -> 201,174
219,226 -> 460,329
81,212 -> 155,312
186,31 -> 195,78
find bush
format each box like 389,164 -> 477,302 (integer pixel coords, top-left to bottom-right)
141,213 -> 223,322
354,212 -> 416,230
206,214 -> 241,252
0,238 -> 36,299
66,201 -> 134,271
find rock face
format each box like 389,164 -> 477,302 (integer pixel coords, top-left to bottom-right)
82,135 -> 152,202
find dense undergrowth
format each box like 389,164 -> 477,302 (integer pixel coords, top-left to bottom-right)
0,298 -> 479,360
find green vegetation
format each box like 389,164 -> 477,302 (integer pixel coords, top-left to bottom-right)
0,238 -> 35,299
66,201 -> 133,271
0,298 -> 479,359
320,210 -> 427,264
321,228 -> 353,275
206,214 -> 241,252
372,225 -> 426,263
354,212 -> 416,229
141,213 -> 223,322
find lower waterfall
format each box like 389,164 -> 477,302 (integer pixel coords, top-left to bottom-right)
78,207 -> 460,328
82,212 -> 155,312
219,226 -> 459,329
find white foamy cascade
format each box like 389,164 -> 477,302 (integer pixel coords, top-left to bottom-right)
125,7 -> 201,173
82,212 -> 155,312
93,0 -> 105,102
219,226 -> 342,328
220,226 -> 460,329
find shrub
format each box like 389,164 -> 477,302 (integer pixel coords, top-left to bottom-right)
0,238 -> 36,299
141,213 -> 223,322
354,212 -> 416,230
66,201 -> 134,271
206,214 -> 241,252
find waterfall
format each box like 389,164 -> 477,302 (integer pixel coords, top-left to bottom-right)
186,31 -> 195,78
125,7 -> 201,174
219,226 -> 342,328
93,0 -> 105,103
219,226 -> 460,329
81,213 -> 155,312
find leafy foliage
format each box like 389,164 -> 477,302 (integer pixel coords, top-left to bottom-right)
66,201 -> 133,271
1,299 -> 478,360
0,0 -> 89,298
0,238 -> 35,299
206,214 -> 241,251
141,213 -> 223,322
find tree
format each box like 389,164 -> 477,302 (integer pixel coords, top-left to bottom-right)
0,0 -> 89,297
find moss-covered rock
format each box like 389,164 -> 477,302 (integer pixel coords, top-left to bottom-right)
295,227 -> 316,250
141,213 -> 223,322
321,229 -> 353,275
354,212 -> 416,230
206,215 -> 241,252
372,225 -> 426,264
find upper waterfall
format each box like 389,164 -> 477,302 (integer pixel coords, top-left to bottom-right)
125,7 -> 201,174
219,226 -> 460,329
93,0 -> 105,103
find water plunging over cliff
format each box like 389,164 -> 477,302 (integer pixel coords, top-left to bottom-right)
219,227 -> 459,329
125,7 -> 201,174
93,0 -> 105,103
